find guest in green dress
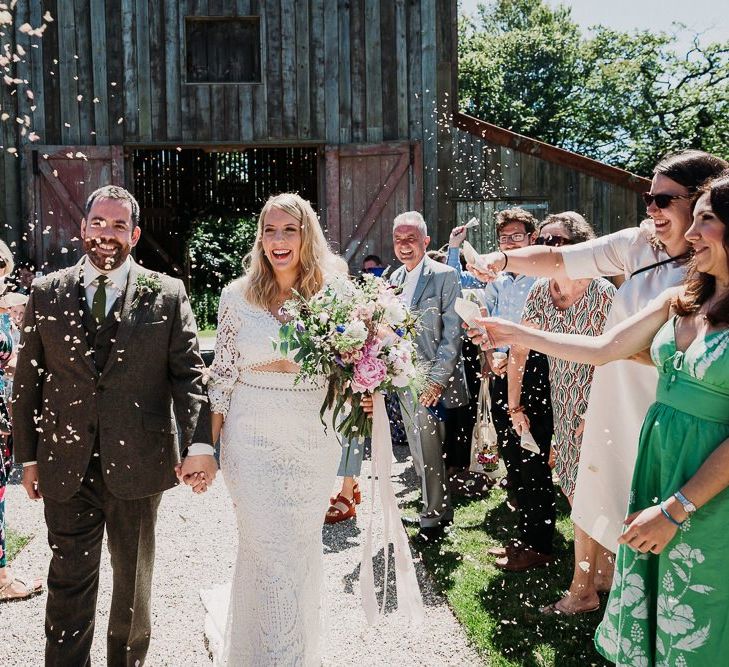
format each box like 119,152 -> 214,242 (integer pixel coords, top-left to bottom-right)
468,171 -> 729,666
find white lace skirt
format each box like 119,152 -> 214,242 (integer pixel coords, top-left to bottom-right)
207,371 -> 340,666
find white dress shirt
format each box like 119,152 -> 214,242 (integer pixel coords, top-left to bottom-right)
82,255 -> 130,316
400,255 -> 426,306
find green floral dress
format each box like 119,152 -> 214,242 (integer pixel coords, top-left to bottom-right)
595,316 -> 729,666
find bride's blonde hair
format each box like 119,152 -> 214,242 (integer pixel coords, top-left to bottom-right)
242,193 -> 338,309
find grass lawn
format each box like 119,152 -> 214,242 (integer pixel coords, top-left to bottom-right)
407,487 -> 610,667
198,329 -> 217,338
5,526 -> 31,563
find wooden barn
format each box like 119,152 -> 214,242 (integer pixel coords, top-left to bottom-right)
1,0 -> 649,276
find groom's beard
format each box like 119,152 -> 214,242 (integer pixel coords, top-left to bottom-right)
84,237 -> 131,272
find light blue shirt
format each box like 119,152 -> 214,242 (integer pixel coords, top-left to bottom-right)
446,247 -> 536,323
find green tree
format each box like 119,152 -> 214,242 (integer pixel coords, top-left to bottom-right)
188,216 -> 257,329
459,0 -> 582,143
459,0 -> 729,175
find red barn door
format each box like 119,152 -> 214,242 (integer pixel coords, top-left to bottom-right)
26,146 -> 125,271
324,141 -> 423,269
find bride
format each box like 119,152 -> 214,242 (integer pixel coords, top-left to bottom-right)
205,193 -> 363,664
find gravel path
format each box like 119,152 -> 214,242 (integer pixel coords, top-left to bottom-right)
3,448 -> 482,666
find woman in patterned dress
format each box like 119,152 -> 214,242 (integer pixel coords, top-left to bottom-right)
507,213 -> 615,615
470,172 -> 729,665
0,244 -> 43,603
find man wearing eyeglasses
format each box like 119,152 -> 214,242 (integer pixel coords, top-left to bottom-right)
448,208 -> 556,572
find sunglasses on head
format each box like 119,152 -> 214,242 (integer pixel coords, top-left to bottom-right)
535,235 -> 572,247
642,192 -> 693,209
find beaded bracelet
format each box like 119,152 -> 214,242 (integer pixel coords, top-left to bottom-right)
507,405 -> 525,415
660,501 -> 685,527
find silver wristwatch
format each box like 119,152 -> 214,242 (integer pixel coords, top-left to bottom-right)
674,490 -> 697,515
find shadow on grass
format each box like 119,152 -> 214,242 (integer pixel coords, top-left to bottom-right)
411,490 -> 610,667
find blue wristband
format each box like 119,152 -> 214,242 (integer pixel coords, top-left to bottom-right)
660,502 -> 684,527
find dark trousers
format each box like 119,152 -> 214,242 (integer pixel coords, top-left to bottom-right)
43,455 -> 162,667
491,351 -> 555,555
444,338 -> 481,471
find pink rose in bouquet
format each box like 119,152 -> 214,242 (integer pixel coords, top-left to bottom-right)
352,352 -> 387,393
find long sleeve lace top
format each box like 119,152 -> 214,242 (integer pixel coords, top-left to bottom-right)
208,281 -> 295,417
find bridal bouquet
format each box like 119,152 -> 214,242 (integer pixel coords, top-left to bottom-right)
274,272 -> 424,439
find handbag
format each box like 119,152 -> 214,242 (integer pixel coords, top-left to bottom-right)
469,379 -> 502,478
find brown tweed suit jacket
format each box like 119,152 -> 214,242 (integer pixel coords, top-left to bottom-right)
12,258 -> 212,501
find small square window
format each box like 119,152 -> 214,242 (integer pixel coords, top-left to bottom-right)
185,17 -> 261,84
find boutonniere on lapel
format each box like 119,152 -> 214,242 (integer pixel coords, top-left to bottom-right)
132,273 -> 162,309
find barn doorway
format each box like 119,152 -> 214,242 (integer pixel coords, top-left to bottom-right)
131,146 -> 321,277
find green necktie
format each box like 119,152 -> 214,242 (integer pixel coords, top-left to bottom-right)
91,274 -> 108,324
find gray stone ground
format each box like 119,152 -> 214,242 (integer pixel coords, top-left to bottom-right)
2,447 -> 483,666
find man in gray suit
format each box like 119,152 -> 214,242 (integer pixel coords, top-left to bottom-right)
390,211 -> 468,544
13,186 -> 217,666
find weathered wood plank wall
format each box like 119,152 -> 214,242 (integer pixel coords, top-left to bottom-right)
7,0 -> 451,147
3,0 -> 457,248
449,126 -> 645,247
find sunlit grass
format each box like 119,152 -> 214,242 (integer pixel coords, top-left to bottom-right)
406,488 -> 609,667
5,526 -> 31,563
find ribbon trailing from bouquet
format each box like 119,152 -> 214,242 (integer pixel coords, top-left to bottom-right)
360,392 -> 424,625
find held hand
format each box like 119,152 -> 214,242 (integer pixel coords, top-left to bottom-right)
180,454 -> 219,491
419,381 -> 443,407
465,317 -> 517,351
510,410 -> 530,435
618,504 -> 681,554
449,225 -> 468,248
21,464 -> 42,500
361,393 -> 374,416
488,351 -> 508,376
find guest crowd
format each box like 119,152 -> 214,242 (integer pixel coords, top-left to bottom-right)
2,149 -> 729,667
325,148 -> 729,664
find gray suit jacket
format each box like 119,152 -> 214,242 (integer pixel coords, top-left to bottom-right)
390,256 -> 468,408
12,258 -> 212,501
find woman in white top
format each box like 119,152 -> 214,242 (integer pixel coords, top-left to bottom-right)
468,150 -> 728,613
205,193 -> 356,665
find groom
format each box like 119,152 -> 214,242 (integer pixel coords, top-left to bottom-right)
13,185 -> 217,666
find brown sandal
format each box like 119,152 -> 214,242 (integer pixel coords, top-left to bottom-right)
329,480 -> 361,506
325,494 -> 356,524
0,577 -> 44,603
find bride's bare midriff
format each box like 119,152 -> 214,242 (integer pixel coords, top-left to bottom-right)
251,360 -> 300,374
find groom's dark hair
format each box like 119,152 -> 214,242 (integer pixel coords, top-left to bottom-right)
85,185 -> 141,228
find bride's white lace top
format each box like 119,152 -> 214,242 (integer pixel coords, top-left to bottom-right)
208,280 -> 296,417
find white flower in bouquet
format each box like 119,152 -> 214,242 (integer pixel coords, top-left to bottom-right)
384,301 -> 407,327
376,290 -> 407,326
328,273 -> 358,300
344,320 -> 368,344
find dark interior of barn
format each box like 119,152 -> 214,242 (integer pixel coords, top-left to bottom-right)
131,146 -> 320,279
